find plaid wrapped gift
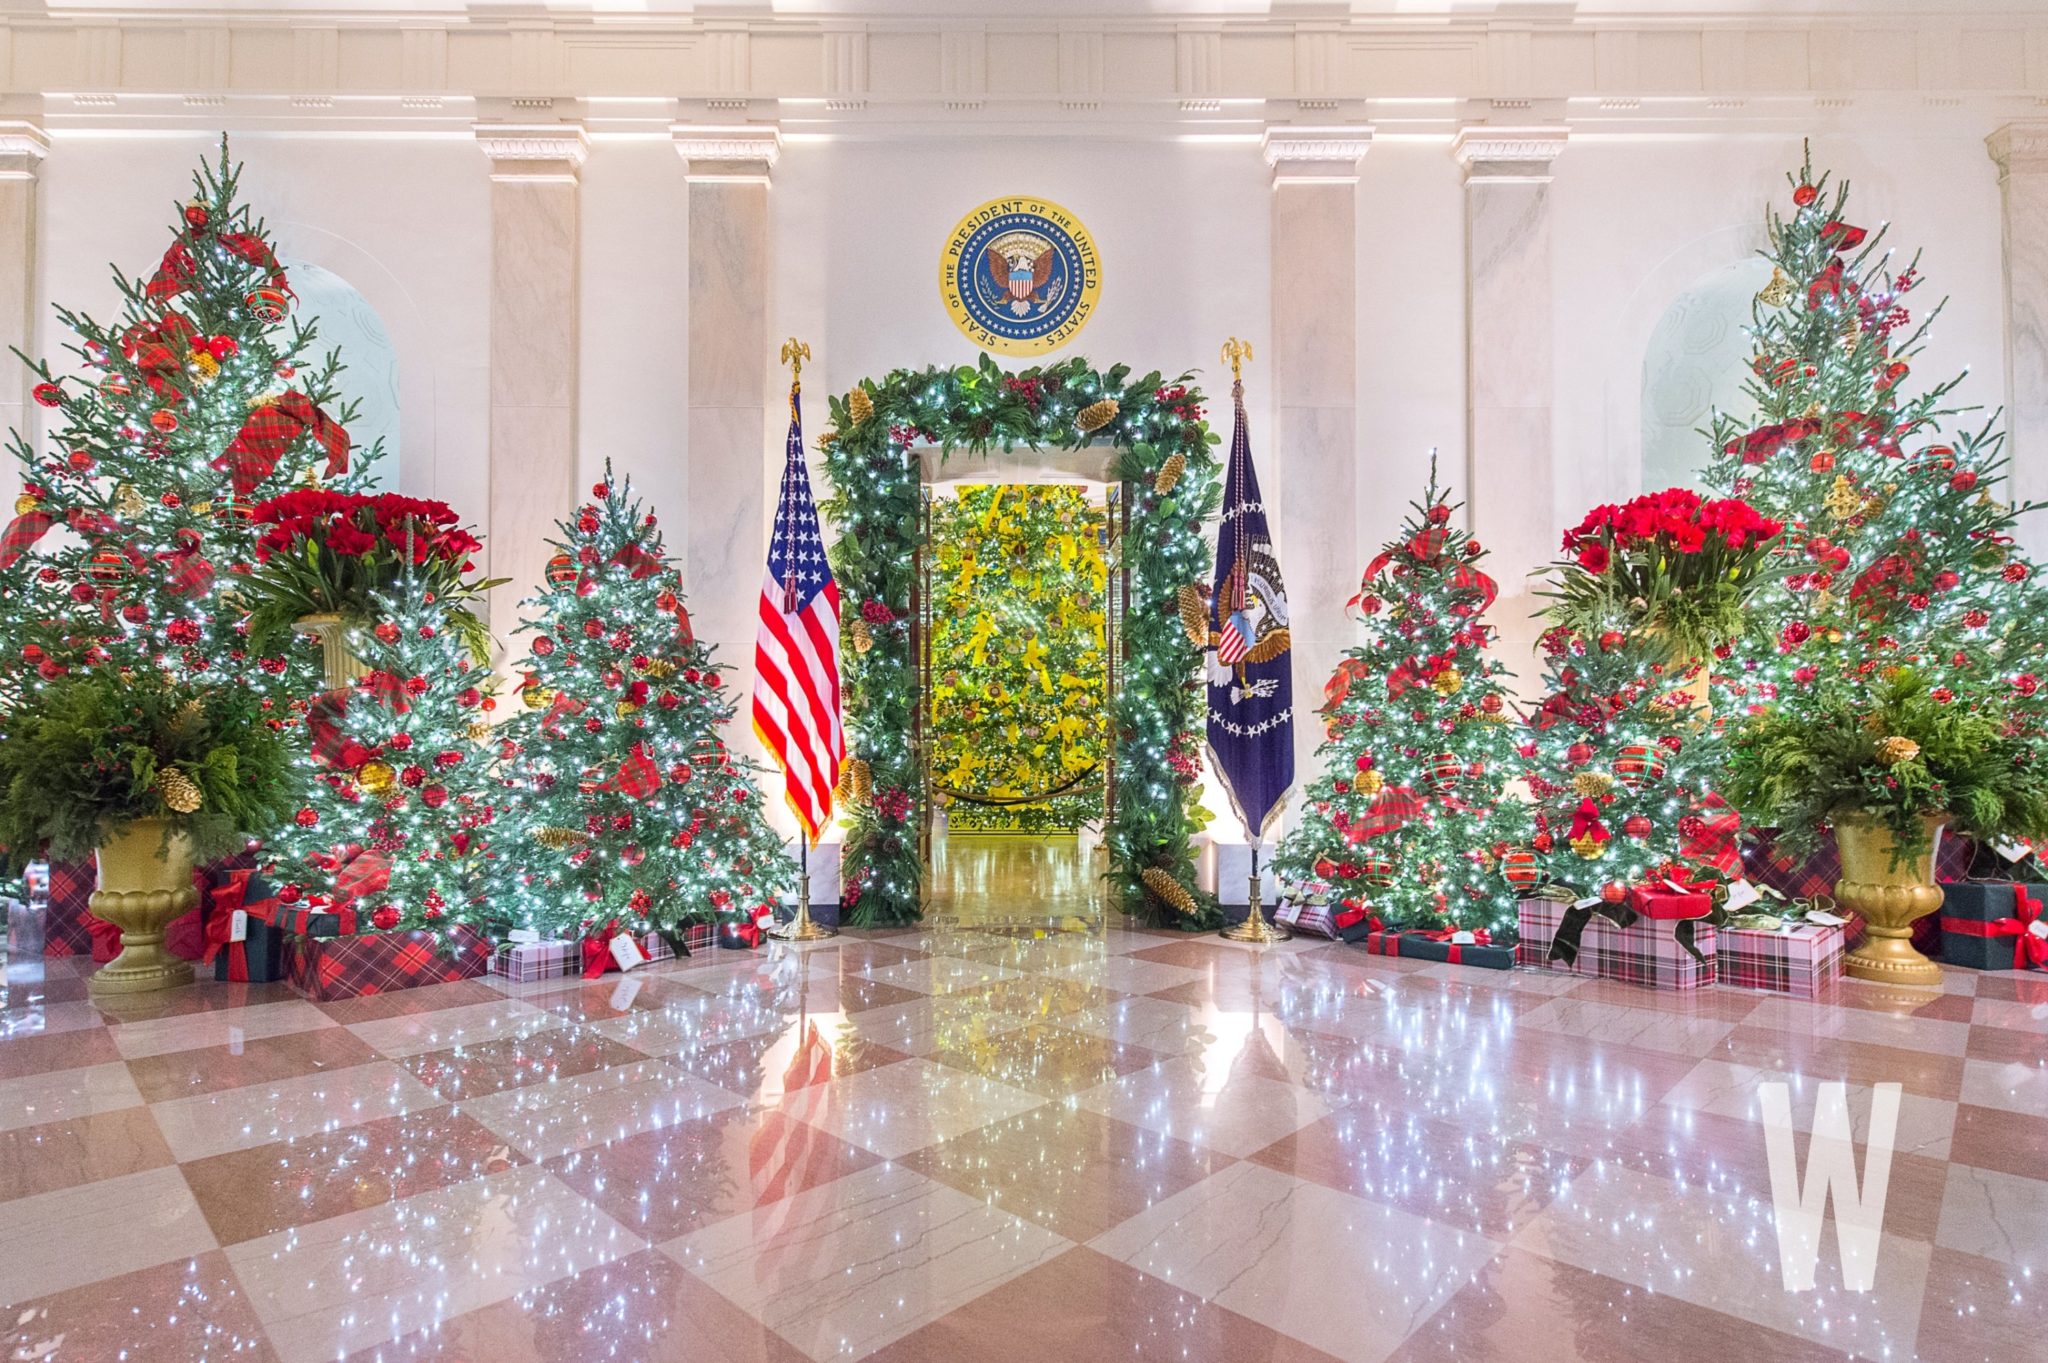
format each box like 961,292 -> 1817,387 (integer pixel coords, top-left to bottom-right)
1274,899 -> 1341,940
1516,898 -> 1718,989
1716,920 -> 1846,995
1938,883 -> 2048,972
671,922 -> 715,956
284,922 -> 491,1001
41,859 -> 97,957
640,930 -> 675,965
489,939 -> 578,983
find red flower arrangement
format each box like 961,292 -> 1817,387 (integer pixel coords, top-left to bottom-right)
242,491 -> 501,659
1548,488 -> 1784,661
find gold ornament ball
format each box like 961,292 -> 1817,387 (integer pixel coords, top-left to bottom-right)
615,701 -> 641,719
1570,833 -> 1607,861
356,760 -> 397,795
1356,770 -> 1385,796
14,491 -> 41,516
523,686 -> 554,711
1431,667 -> 1464,696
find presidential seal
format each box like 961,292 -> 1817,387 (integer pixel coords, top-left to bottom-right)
939,196 -> 1101,356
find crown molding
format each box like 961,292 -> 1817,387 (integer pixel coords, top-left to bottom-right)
1452,125 -> 1568,183
1987,122 -> 2048,179
0,120 -> 48,179
474,123 -> 587,182
673,122 -> 780,182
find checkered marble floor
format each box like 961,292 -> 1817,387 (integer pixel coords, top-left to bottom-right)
1,923 -> 2042,1362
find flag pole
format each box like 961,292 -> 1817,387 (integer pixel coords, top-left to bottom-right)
1214,337 -> 1291,945
769,337 -> 837,944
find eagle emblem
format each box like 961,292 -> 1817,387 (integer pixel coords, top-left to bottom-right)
941,197 -> 1099,355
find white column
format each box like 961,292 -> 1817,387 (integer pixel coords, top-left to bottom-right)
1453,125 -> 1568,677
0,121 -> 48,450
475,123 -> 586,647
1264,125 -> 1369,827
1988,123 -> 2048,551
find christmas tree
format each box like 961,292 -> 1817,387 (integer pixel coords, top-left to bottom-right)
1702,149 -> 2048,730
2,139 -> 376,704
1518,489 -> 1783,896
496,470 -> 793,940
263,576 -> 503,932
1273,469 -> 1526,934
929,484 -> 1108,833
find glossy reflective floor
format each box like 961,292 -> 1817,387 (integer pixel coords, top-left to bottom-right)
925,833 -> 1104,930
0,912 -> 2042,1361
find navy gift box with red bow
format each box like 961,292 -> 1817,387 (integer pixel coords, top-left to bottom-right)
1939,882 -> 2048,972
1340,913 -> 1515,970
202,866 -> 289,983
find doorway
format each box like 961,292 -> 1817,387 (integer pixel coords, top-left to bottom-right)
917,480 -> 1114,927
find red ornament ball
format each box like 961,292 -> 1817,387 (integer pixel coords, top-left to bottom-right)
421,784 -> 449,809
370,905 -> 401,931
532,636 -> 555,656
1600,882 -> 1628,905
1622,814 -> 1653,839
1566,742 -> 1595,767
1793,183 -> 1818,207
294,807 -> 319,828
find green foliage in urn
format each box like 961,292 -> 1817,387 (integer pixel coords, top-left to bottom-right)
1723,667 -> 2048,864
0,669 -> 300,869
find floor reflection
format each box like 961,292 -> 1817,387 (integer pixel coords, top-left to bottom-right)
925,833 -> 1104,931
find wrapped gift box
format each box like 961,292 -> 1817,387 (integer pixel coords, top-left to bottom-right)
1626,884 -> 1712,920
41,859 -> 98,957
489,939 -> 578,983
1274,899 -> 1342,940
204,866 -> 288,984
640,929 -> 675,965
1717,919 -> 1847,995
1517,898 -> 1718,989
283,922 -> 492,1001
1938,882 -> 2048,972
1352,923 -> 1514,970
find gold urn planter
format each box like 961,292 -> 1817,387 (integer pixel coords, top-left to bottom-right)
87,817 -> 198,996
297,612 -> 369,689
1833,812 -> 1947,987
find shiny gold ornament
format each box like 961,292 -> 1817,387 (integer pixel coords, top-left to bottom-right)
1571,770 -> 1614,799
13,491 -> 40,516
1757,267 -> 1795,307
189,351 -> 220,382
848,386 -> 874,427
1176,583 -> 1210,647
1140,866 -> 1199,916
1356,770 -> 1385,796
1153,452 -> 1186,496
523,686 -> 554,711
1431,667 -> 1464,696
156,767 -> 202,814
1076,398 -> 1120,434
615,701 -> 641,719
851,619 -> 874,654
1874,735 -> 1921,765
113,483 -> 147,518
640,658 -> 676,680
1825,474 -> 1868,522
532,825 -> 590,850
1570,833 -> 1607,861
356,760 -> 397,795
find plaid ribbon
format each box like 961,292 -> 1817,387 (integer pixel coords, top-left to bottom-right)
1449,563 -> 1497,609
334,845 -> 391,907
615,744 -> 662,800
611,542 -> 664,578
306,690 -> 353,765
215,392 -> 350,496
1682,793 -> 1744,877
542,690 -> 588,736
158,528 -> 215,598
1352,786 -> 1422,840
121,314 -> 200,398
219,230 -> 290,288
148,241 -> 198,299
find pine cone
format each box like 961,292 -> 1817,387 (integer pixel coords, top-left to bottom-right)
157,767 -> 202,814
1176,583 -> 1209,646
849,387 -> 874,427
532,826 -> 590,850
1140,866 -> 1199,916
1153,452 -> 1186,496
851,619 -> 874,654
1874,735 -> 1921,765
837,757 -> 873,806
1076,398 -> 1120,434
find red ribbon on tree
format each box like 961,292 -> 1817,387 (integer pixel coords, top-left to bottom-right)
1320,656 -> 1371,713
148,240 -> 198,299
1449,563 -> 1498,610
216,392 -> 351,496
332,844 -> 391,908
121,314 -> 201,401
158,528 -> 215,598
1941,885 -> 2048,971
542,690 -> 587,737
1808,258 -> 1846,308
610,542 -> 664,579
359,671 -> 414,715
1407,526 -> 1449,563
0,506 -> 122,572
1821,219 -> 1867,252
615,743 -> 663,799
1569,798 -> 1610,846
1680,793 -> 1744,877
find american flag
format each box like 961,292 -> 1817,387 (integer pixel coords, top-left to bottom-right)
751,381 -> 843,844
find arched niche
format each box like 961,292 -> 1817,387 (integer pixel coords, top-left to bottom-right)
282,259 -> 400,489
1639,257 -> 1772,492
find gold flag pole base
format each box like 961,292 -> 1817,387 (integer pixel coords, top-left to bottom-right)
772,861 -> 837,942
1219,849 -> 1290,944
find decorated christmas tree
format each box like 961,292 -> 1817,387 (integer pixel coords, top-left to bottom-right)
496,470 -> 793,940
262,576 -> 503,933
929,484 -> 1107,833
1,139 -> 375,704
1518,489 -> 1784,896
1273,469 -> 1525,934
1702,149 -> 2048,731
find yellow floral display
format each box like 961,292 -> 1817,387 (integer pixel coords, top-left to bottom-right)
931,485 -> 1108,832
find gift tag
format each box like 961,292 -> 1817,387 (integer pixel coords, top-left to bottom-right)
1992,837 -> 2032,863
507,927 -> 542,944
1804,908 -> 1849,927
609,933 -> 648,972
609,975 -> 644,1011
1722,879 -> 1762,913
2030,918 -> 2048,940
230,909 -> 248,943
1450,930 -> 1476,945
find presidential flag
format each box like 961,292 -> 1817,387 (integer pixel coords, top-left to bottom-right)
1204,374 -> 1294,839
751,378 -> 844,845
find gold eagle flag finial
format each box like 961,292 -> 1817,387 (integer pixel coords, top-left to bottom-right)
1221,337 -> 1252,384
780,337 -> 811,385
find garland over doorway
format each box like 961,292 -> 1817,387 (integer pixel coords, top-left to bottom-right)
819,353 -> 1223,927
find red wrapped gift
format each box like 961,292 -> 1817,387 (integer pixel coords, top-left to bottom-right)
1626,883 -> 1713,921
283,922 -> 491,1001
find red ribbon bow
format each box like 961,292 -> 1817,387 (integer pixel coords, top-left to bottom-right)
582,919 -> 626,978
1944,885 -> 2048,971
1569,798 -> 1610,845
